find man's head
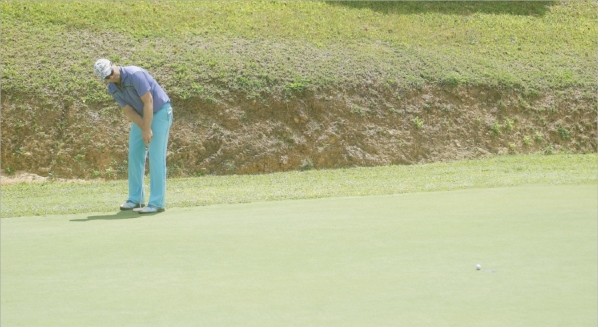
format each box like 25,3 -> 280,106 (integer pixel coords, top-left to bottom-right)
94,59 -> 119,83
94,59 -> 112,78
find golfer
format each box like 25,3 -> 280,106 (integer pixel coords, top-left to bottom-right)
94,59 -> 173,214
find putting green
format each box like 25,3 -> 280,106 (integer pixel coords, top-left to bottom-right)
2,184 -> 596,327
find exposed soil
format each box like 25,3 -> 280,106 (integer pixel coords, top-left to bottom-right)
1,84 -> 596,180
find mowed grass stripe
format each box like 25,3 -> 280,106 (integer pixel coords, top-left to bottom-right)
1,184 -> 596,326
2,154 -> 596,218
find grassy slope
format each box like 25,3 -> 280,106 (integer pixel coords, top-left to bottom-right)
2,154 -> 596,218
1,1 -> 596,106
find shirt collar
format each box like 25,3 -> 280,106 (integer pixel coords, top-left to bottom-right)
118,66 -> 127,83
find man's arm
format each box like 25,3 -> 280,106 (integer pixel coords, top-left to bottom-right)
140,91 -> 154,146
123,105 -> 144,129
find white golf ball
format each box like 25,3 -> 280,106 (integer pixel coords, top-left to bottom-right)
476,264 -> 481,270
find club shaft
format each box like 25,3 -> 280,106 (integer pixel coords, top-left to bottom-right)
141,148 -> 148,204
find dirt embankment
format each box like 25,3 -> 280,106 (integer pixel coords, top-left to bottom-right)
1,85 -> 596,180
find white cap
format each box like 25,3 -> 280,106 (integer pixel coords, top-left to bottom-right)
94,59 -> 112,79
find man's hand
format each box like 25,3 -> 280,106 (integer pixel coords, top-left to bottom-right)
142,128 -> 153,147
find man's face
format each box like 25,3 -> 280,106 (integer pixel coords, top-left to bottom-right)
104,66 -> 118,84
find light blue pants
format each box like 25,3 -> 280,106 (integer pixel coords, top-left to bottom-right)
128,103 -> 173,208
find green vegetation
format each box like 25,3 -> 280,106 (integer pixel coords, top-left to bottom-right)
2,1 -> 596,105
412,116 -> 424,129
2,154 -> 595,218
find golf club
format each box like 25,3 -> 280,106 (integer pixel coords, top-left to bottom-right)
133,147 -> 148,212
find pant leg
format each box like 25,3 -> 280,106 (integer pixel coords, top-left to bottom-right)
148,103 -> 173,208
128,123 -> 147,204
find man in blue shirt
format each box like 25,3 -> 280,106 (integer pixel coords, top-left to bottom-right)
94,59 -> 173,214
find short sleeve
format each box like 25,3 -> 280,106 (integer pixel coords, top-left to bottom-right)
108,86 -> 127,108
131,71 -> 151,97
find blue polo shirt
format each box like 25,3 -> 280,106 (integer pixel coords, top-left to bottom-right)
107,66 -> 170,116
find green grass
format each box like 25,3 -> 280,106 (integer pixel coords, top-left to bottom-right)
1,1 -> 596,105
2,154 -> 595,218
2,184 -> 596,326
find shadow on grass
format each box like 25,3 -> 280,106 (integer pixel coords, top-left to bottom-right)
328,1 -> 553,16
70,210 -> 155,222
